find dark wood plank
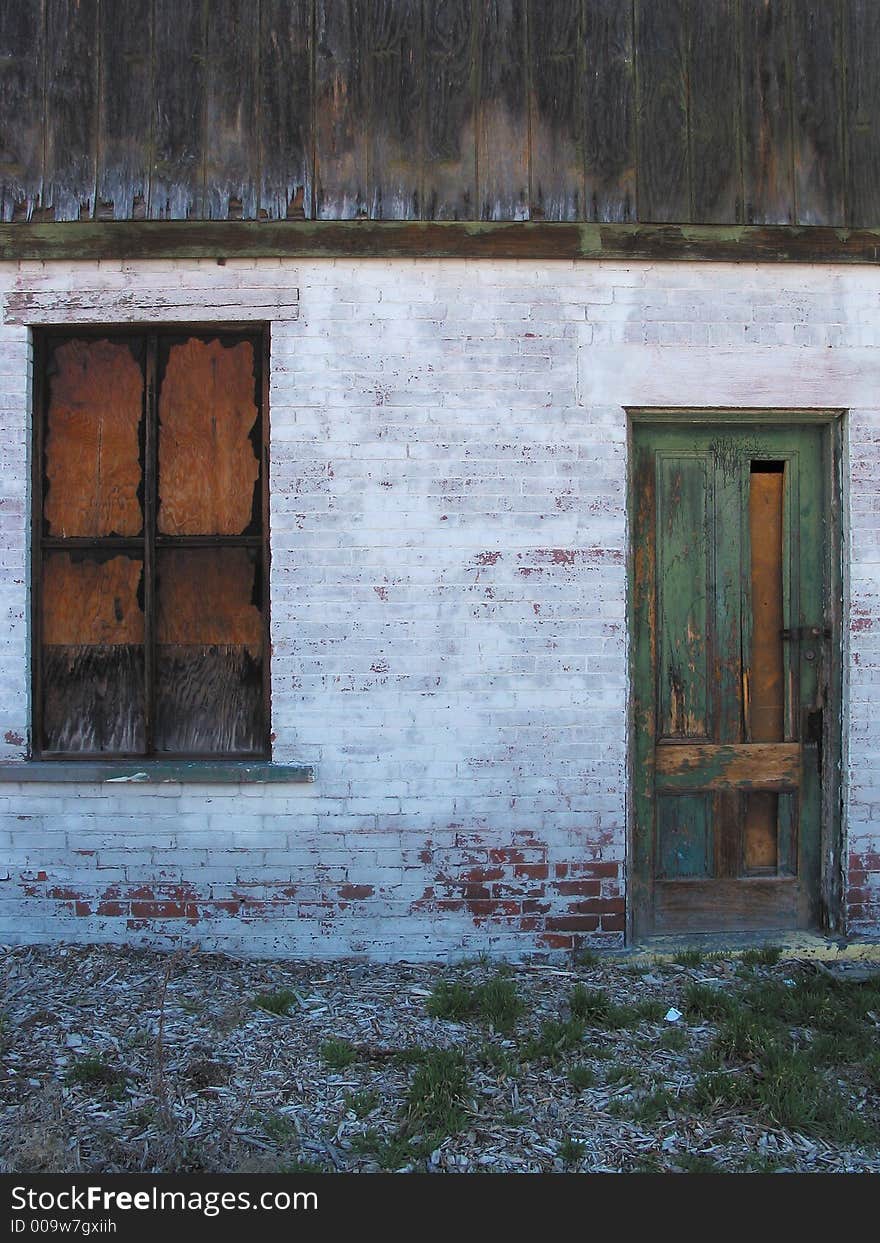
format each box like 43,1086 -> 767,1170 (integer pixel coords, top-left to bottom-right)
790,0 -> 845,225
259,0 -> 313,220
0,0 -> 45,221
583,0 -> 636,222
96,0 -> 151,220
635,0 -> 689,222
150,0 -> 207,219
527,0 -> 582,220
423,0 -> 475,220
844,0 -> 880,226
741,0 -> 795,224
42,645 -> 146,754
689,0 -> 741,223
155,646 -> 263,754
315,0 -> 368,218
477,0 -> 529,220
366,0 -> 421,218
6,220 -> 880,265
44,0 -> 99,220
205,0 -> 260,220
654,877 -> 799,932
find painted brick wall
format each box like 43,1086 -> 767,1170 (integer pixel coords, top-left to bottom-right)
1,257 -> 879,957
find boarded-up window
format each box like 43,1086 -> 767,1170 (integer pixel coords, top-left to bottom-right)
34,330 -> 267,757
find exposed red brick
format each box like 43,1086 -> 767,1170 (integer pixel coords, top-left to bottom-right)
539,933 -> 574,950
514,863 -> 549,880
601,914 -> 626,932
338,884 -> 374,900
546,915 -> 599,932
97,901 -> 127,916
74,901 -> 91,916
555,880 -> 601,897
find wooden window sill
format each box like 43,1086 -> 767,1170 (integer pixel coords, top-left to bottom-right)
0,761 -> 315,784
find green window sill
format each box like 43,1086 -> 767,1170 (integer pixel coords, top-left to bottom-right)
0,760 -> 316,784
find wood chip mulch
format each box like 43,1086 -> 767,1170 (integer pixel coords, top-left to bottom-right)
1,943 -> 878,1174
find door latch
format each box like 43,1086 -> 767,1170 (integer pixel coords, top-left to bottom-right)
780,625 -> 831,641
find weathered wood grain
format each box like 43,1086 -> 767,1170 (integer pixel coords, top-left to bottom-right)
477,0 -> 529,220
42,552 -> 144,646
0,0 -> 45,222
423,0 -> 475,220
205,0 -> 260,220
155,645 -> 263,754
741,0 -> 795,224
582,0 -> 635,222
315,0 -> 368,218
44,338 -> 144,539
158,338 -> 259,536
151,0 -> 207,219
97,0 -> 151,220
689,0 -> 742,223
655,742 -> 801,790
157,547 -> 262,650
528,0 -> 581,221
790,0 -> 845,225
366,0 -> 421,219
259,0 -> 314,219
44,0 -> 98,220
635,0 -> 689,222
654,876 -> 799,931
42,645 -> 146,754
844,0 -> 880,226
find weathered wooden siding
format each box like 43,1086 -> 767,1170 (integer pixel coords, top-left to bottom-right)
1,0 -> 876,225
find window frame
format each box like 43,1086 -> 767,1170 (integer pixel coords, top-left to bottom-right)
30,323 -> 272,761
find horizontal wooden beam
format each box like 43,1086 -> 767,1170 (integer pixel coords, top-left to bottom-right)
655,742 -> 801,790
2,221 -> 880,264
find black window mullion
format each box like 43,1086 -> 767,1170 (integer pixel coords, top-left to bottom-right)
144,334 -> 158,756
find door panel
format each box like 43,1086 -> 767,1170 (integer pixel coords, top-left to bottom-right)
631,424 -> 827,936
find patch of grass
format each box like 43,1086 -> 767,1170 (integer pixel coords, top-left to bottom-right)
741,945 -> 782,967
521,1018 -> 585,1063
683,981 -> 737,1022
351,1129 -> 431,1171
262,1113 -> 299,1142
477,1042 -> 518,1078
673,949 -> 704,968
567,1063 -> 597,1090
571,948 -> 600,969
127,1104 -> 156,1129
253,988 -> 300,1016
558,1136 -> 587,1164
628,1087 -> 678,1124
658,1027 -> 688,1052
64,1056 -> 127,1098
405,1049 -> 470,1136
343,1089 -> 379,1120
567,986 -> 664,1029
277,1158 -> 328,1174
691,1048 -> 872,1145
674,1153 -> 721,1173
711,1009 -> 784,1064
581,1040 -> 614,1060
426,974 -> 524,1033
477,975 -> 525,1033
605,1063 -> 642,1088
320,1038 -> 359,1070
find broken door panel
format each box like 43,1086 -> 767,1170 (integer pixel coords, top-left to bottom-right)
41,551 -> 145,753
157,336 -> 260,535
44,337 -> 144,537
656,454 -> 711,740
155,547 -> 263,753
631,423 -> 827,936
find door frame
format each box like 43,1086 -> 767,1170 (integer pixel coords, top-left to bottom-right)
625,408 -> 846,943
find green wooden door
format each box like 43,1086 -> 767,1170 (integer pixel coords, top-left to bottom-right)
631,423 -> 828,936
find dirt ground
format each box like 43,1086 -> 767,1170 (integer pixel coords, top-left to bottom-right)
2,942 -> 879,1174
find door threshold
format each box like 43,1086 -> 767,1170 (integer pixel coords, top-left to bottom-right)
619,929 -> 880,965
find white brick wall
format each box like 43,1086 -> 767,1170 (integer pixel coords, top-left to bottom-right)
1,256 -> 879,956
